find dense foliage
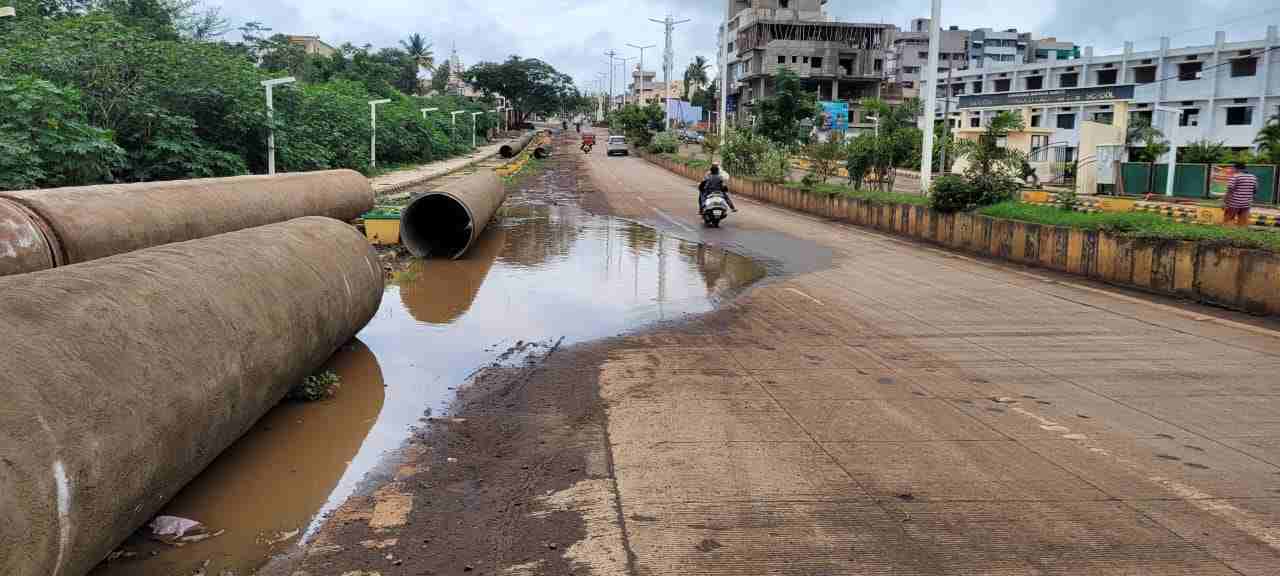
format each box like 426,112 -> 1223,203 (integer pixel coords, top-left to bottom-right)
0,0 -> 537,187
466,56 -> 580,125
754,68 -> 817,145
934,110 -> 1024,212
608,103 -> 664,148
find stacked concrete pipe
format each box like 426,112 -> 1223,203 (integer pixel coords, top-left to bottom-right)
0,217 -> 384,576
0,169 -> 373,277
498,132 -> 534,159
400,170 -> 506,259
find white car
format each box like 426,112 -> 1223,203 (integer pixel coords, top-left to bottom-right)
606,135 -> 628,156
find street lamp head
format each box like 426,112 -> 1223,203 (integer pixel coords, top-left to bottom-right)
369,99 -> 392,106
0,6 -> 16,17
422,107 -> 440,113
260,76 -> 297,88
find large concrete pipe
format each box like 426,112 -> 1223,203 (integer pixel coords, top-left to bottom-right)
0,217 -> 383,576
0,170 -> 373,277
498,132 -> 535,159
400,170 -> 506,259
399,226 -> 507,324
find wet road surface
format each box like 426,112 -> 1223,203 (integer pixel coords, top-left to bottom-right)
92,150 -> 763,576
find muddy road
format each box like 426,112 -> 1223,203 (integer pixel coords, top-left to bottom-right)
100,134 -> 1280,576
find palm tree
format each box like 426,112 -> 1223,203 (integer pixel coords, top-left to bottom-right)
683,56 -> 709,100
400,33 -> 434,70
1255,113 -> 1280,165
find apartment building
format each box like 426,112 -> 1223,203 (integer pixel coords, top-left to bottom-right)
891,20 -> 1077,95
628,69 -> 684,106
719,0 -> 892,128
937,27 -> 1279,165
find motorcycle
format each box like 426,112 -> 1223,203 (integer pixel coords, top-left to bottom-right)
701,191 -> 731,228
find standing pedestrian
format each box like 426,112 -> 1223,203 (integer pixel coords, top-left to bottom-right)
1224,161 -> 1257,227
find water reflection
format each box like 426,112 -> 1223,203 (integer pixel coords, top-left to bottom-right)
96,194 -> 765,576
92,340 -> 384,576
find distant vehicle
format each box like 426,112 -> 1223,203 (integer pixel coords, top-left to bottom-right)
606,135 -> 628,156
680,130 -> 704,144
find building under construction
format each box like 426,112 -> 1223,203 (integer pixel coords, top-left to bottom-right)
721,0 -> 893,127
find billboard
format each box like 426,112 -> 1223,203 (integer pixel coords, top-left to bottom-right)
958,84 -> 1135,109
665,99 -> 704,125
817,101 -> 849,133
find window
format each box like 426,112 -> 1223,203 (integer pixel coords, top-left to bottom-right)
803,56 -> 809,63
919,51 -> 928,58
727,42 -> 734,53
811,57 -> 823,69
995,79 -> 1010,92
779,0 -> 789,7
1226,106 -> 1253,126
874,59 -> 882,72
970,116 -> 981,128
1132,110 -> 1153,124
902,81 -> 914,88
1031,134 -> 1048,153
1057,113 -> 1076,129
951,83 -> 965,95
1134,66 -> 1156,84
1178,61 -> 1202,81
1093,112 -> 1114,124
972,80 -> 983,94
1179,108 -> 1199,127
792,56 -> 799,63
1030,114 -> 1041,127
1059,73 -> 1078,87
778,55 -> 786,64
1025,75 -> 1043,90
1096,69 -> 1117,85
1231,57 -> 1257,77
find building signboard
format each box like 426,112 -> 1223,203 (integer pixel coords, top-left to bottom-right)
958,84 -> 1135,109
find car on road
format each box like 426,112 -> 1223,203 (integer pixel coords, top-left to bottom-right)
606,135 -> 628,156
679,130 -> 704,144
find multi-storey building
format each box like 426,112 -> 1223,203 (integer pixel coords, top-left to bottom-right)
890,20 -> 1076,96
719,0 -> 893,129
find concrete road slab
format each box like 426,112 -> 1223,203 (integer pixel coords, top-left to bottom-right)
728,345 -> 883,371
823,440 -> 1110,502
1219,436 -> 1280,467
752,368 -> 932,399
1133,497 -> 1280,576
1118,395 -> 1280,437
950,394 -> 1191,440
779,399 -> 1005,442
607,398 -> 810,443
611,440 -> 867,504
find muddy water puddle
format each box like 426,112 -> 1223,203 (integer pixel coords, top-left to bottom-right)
93,183 -> 764,576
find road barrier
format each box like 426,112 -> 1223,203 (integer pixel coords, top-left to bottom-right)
400,170 -> 506,259
0,170 -> 373,277
645,153 -> 1280,316
0,217 -> 383,576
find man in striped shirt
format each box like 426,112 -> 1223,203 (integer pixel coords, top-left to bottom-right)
1225,162 -> 1257,226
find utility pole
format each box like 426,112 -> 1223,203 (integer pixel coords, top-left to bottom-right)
260,76 -> 296,175
650,14 -> 690,128
627,43 -> 656,104
615,56 -> 636,105
939,59 -> 954,174
604,49 -> 620,112
369,99 -> 391,170
920,0 -> 941,194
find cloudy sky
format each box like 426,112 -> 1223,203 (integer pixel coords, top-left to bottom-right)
207,0 -> 1278,92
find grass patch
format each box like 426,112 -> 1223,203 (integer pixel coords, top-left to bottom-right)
661,152 -> 711,171
980,201 -> 1280,253
500,156 -> 544,185
781,181 -> 931,206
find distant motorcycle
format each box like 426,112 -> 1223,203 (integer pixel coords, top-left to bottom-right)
581,133 -> 595,154
701,191 -> 731,228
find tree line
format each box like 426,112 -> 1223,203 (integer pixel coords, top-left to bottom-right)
0,0 -> 585,189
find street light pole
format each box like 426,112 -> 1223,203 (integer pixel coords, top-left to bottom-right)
628,43 -> 656,104
615,56 -> 636,105
470,111 -> 483,149
1154,105 -> 1180,197
369,98 -> 391,170
604,50 -> 620,112
260,76 -> 296,175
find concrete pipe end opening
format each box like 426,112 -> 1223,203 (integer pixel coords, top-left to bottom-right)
401,193 -> 474,260
499,145 -> 515,158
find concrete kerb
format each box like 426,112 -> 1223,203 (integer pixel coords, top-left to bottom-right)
641,153 -> 1280,317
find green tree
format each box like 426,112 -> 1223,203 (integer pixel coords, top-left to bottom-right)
1253,113 -> 1280,165
754,68 -> 816,145
1178,139 -> 1229,164
608,103 -> 664,148
683,56 -> 709,100
400,34 -> 433,95
431,61 -> 452,93
0,74 -> 126,189
466,56 -> 577,126
955,110 -> 1026,179
1125,117 -> 1169,163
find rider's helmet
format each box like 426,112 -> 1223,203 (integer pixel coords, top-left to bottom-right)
709,164 -> 720,175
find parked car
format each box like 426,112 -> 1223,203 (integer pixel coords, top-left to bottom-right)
680,130 -> 705,144
606,135 -> 629,156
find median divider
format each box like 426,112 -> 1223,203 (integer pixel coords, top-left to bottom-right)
644,153 -> 1280,316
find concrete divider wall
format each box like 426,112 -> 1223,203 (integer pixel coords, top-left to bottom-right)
0,217 -> 384,576
0,169 -> 374,277
644,154 -> 1280,316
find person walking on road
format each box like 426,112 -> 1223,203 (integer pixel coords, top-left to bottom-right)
1225,161 -> 1257,226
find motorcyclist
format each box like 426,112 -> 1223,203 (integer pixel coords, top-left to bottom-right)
698,164 -> 737,215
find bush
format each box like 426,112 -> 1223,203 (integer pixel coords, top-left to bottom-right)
0,74 -> 125,189
648,130 -> 678,154
721,130 -> 771,177
929,174 -> 978,213
759,144 -> 791,184
968,173 -> 1021,206
288,370 -> 341,401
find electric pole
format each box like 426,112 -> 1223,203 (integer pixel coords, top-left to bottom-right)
940,59 -> 954,174
627,43 -> 656,104
920,1 -> 941,194
650,14 -> 690,128
604,49 -> 620,112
